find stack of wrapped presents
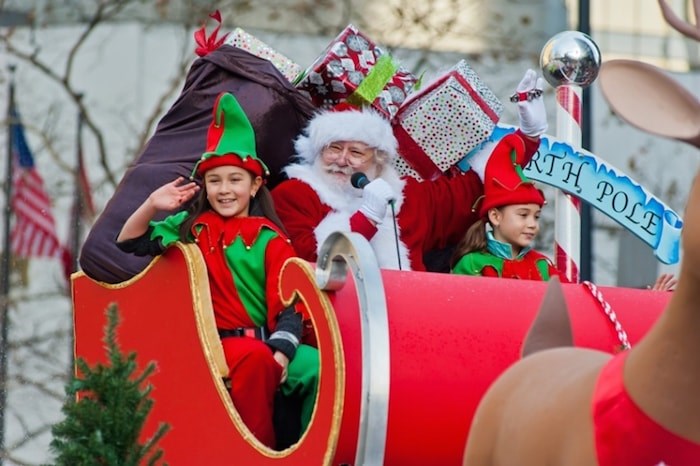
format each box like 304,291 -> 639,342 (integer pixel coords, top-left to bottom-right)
226,23 -> 505,180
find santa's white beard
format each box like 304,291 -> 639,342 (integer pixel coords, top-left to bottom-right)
312,158 -> 365,199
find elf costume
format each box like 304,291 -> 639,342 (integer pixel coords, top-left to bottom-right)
272,106 -> 540,271
117,93 -> 318,449
452,133 -> 561,281
452,242 -> 559,281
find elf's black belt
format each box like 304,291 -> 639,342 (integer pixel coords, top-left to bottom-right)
218,326 -> 268,341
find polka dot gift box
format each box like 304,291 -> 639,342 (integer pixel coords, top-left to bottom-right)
224,28 -> 302,83
392,60 -> 504,181
295,24 -> 417,119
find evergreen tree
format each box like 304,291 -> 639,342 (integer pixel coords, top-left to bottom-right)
50,303 -> 170,465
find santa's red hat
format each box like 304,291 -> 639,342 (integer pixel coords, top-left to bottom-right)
478,133 -> 545,218
294,104 -> 398,163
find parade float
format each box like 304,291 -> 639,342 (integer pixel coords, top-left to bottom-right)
72,23 -> 685,465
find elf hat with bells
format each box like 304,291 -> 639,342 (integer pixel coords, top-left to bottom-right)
191,92 -> 270,179
476,133 -> 545,218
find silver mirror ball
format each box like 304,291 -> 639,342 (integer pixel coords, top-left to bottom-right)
540,31 -> 601,88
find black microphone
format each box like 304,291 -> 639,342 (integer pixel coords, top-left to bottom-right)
351,172 -> 370,189
352,172 -> 396,205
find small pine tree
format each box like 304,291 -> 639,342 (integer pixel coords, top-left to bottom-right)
50,303 -> 170,465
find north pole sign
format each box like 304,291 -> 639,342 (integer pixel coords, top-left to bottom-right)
460,125 -> 682,264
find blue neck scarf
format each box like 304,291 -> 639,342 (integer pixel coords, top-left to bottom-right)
486,230 -> 531,259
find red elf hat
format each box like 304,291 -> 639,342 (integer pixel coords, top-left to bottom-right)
478,133 -> 545,218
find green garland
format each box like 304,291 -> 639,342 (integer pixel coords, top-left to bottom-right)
50,303 -> 170,466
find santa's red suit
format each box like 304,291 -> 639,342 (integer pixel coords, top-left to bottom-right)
271,106 -> 538,271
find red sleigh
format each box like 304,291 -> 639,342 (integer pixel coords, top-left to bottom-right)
71,232 -> 670,465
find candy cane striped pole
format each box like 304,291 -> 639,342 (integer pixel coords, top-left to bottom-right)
541,30 -> 601,283
554,85 -> 582,283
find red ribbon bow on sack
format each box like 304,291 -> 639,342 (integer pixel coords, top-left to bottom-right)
194,10 -> 229,57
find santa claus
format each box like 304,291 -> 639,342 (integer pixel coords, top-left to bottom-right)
272,70 -> 548,271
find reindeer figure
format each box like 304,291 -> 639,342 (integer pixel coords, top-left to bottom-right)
658,0 -> 700,41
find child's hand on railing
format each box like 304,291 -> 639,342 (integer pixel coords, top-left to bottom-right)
648,273 -> 677,291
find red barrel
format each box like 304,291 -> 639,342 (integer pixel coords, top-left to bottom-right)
322,266 -> 668,465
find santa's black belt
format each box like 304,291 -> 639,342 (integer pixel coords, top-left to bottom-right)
217,326 -> 268,341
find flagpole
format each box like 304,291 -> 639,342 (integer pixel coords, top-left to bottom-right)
71,94 -> 84,273
0,63 -> 17,466
66,94 -> 85,380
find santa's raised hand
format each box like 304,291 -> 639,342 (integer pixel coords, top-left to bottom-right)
515,69 -> 548,137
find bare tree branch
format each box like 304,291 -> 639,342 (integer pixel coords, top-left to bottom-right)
12,374 -> 65,400
6,424 -> 53,453
0,32 -> 118,187
3,454 -> 36,466
67,1 -> 134,66
10,329 -> 69,349
132,26 -> 193,160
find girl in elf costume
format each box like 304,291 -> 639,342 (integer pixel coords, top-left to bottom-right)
451,133 -> 676,288
450,133 -> 563,281
116,92 -> 318,449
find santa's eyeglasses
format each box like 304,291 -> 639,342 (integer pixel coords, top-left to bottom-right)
322,142 -> 375,166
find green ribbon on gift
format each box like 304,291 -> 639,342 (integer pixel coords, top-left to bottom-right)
347,54 -> 398,107
413,70 -> 425,91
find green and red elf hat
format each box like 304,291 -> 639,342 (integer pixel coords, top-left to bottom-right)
191,92 -> 270,179
477,133 -> 545,218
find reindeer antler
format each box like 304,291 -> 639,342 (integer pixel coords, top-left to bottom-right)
658,0 -> 700,41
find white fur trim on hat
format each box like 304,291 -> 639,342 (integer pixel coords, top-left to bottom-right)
294,108 -> 398,164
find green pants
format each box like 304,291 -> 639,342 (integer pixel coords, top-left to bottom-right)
281,344 -> 319,432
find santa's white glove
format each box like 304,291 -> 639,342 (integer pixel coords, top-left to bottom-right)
359,178 -> 395,224
465,140 -> 498,182
515,69 -> 548,137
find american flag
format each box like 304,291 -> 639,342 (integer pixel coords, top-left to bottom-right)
9,102 -> 68,268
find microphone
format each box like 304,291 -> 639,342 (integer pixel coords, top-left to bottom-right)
351,172 -> 370,189
351,171 -> 402,270
352,172 -> 396,205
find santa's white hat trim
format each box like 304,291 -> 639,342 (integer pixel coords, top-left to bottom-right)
294,107 -> 398,164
